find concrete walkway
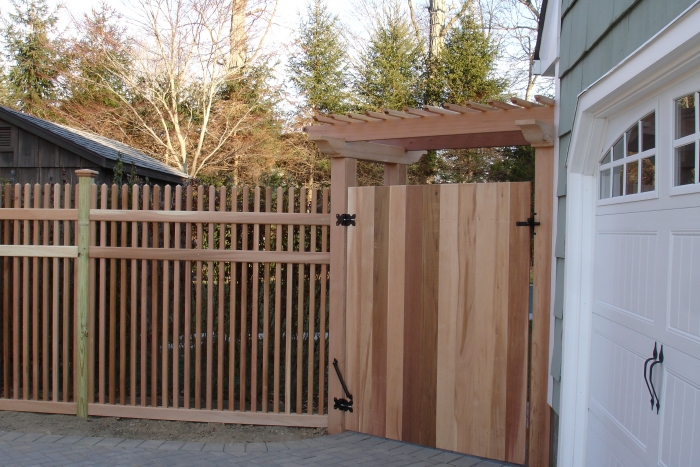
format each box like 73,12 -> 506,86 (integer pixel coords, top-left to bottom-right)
0,429 -> 522,466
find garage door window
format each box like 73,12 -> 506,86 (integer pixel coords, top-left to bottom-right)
674,93 -> 698,186
599,112 -> 656,200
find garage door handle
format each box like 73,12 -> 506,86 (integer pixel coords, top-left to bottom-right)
643,343 -> 658,410
649,345 -> 664,414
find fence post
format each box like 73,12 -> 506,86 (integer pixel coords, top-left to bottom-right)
75,169 -> 97,419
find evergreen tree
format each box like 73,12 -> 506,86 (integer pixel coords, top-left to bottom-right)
288,0 -> 349,117
2,0 -> 62,115
354,7 -> 423,112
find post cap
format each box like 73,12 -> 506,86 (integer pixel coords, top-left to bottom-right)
75,169 -> 99,178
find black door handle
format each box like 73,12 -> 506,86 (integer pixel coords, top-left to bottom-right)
649,345 -> 664,414
643,343 -> 658,410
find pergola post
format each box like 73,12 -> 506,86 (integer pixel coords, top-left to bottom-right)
328,157 -> 356,434
384,164 -> 407,186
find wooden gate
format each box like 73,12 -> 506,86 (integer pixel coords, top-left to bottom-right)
344,183 -> 531,464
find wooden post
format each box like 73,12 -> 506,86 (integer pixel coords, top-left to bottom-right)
75,169 -> 97,419
328,156 -> 356,434
384,163 -> 407,186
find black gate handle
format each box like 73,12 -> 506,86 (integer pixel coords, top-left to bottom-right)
643,343 -> 658,410
332,358 -> 353,412
649,345 -> 664,414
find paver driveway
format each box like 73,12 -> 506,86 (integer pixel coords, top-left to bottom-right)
0,429 -> 522,466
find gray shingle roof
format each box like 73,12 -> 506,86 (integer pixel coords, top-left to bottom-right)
0,106 -> 189,182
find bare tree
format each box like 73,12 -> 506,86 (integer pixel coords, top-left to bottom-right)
407,0 -> 472,59
92,0 -> 279,177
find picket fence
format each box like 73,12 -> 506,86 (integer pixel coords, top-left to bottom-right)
0,173 -> 330,427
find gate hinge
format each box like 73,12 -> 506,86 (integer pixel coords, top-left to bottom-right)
336,213 -> 356,227
516,214 -> 541,235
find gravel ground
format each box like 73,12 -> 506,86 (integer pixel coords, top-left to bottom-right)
0,411 -> 326,443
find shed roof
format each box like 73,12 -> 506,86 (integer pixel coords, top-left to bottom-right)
0,106 -> 189,183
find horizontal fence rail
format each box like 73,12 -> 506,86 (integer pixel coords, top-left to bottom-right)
0,180 -> 330,427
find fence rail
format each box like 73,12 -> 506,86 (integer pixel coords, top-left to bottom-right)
0,177 -> 330,427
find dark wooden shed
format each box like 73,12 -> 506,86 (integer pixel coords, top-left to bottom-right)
0,106 -> 189,186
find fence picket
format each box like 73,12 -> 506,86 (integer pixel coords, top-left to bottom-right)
98,184 -> 107,403
228,186 -> 238,412
308,189 -> 317,415
52,185 -> 60,402
239,186 -> 248,412
273,187 -> 283,413
262,188 -> 271,413
42,184 -> 50,401
2,186 -> 10,398
62,184 -> 71,402
319,188 -> 329,414
32,184 -> 40,400
130,185 -> 139,406
285,187 -> 294,414
151,185 -> 160,407
184,186 -> 193,410
217,186 -> 226,411
109,185 -> 118,404
173,185 -> 182,409
120,185 -> 128,406
195,186 -> 203,410
162,185 -> 171,408
140,185 -> 149,407
206,186 -> 215,410
251,187 -> 260,413
297,187 -> 306,415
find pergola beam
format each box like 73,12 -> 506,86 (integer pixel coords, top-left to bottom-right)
310,135 -> 425,164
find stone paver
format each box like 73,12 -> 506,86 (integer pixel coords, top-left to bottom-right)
0,430 -> 523,466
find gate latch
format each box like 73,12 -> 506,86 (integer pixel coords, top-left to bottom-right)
516,214 -> 541,235
336,213 -> 356,227
332,358 -> 354,412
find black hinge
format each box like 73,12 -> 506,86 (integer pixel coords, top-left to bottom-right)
516,214 -> 541,235
332,358 -> 354,412
336,213 -> 356,227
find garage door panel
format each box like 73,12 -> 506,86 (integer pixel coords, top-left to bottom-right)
667,232 -> 700,346
587,412 -> 648,467
590,317 -> 657,461
657,346 -> 700,467
595,231 -> 658,322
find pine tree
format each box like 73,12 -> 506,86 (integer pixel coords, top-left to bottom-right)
354,6 -> 423,112
2,0 -> 62,115
288,0 -> 349,117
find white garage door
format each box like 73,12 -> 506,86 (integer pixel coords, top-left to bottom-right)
587,91 -> 700,467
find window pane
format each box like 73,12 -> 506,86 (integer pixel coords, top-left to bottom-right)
600,169 -> 611,199
613,137 -> 624,161
626,161 -> 639,195
676,95 -> 695,139
642,112 -> 655,151
626,124 -> 639,156
641,156 -> 655,193
612,165 -> 624,197
675,143 -> 696,186
601,150 -> 611,164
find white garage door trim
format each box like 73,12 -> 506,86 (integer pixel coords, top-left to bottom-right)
559,3 -> 700,466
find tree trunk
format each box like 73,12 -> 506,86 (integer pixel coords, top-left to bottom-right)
230,0 -> 247,69
428,0 -> 446,60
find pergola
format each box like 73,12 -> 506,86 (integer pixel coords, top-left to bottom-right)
307,96 -> 555,467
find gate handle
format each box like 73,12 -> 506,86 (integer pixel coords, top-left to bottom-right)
643,343 -> 658,410
649,345 -> 664,414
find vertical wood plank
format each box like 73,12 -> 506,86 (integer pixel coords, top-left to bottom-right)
13,184 -> 20,400
370,187 -> 389,437
98,184 -> 108,404
89,184 -> 97,404
505,182 -> 530,465
307,189 -> 317,415
296,187 -> 306,415
140,184 -> 150,407
162,185 -> 172,408
120,185 -> 128,405
32,184 -> 39,400
195,186 -> 203,410
251,187 -> 260,412
109,185 -> 118,405
239,186 -> 248,412
62,184 -> 71,402
435,184 -> 459,452
130,185 -> 139,406
262,187 -> 271,413
184,186 -> 193,409
173,186 -> 182,409
228,186 -> 237,411
454,184 -> 477,456
385,186 -> 406,440
23,184 -> 30,400
217,186 -> 226,411
284,187 -> 293,414
328,157 -> 356,433
401,186 -> 423,444
357,188 -> 375,434
273,187 -> 283,413
344,187 -> 360,433
206,186 -> 215,410
319,188 -> 329,415
52,184 -> 60,402
530,147 -> 554,467
2,186 -> 11,398
151,185 -> 161,407
42,184 -> 50,401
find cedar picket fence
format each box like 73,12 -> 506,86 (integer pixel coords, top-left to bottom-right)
0,174 -> 330,427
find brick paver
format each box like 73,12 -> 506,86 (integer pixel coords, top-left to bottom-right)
0,431 -> 522,466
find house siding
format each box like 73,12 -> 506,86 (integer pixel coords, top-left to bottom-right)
551,0 -> 696,420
